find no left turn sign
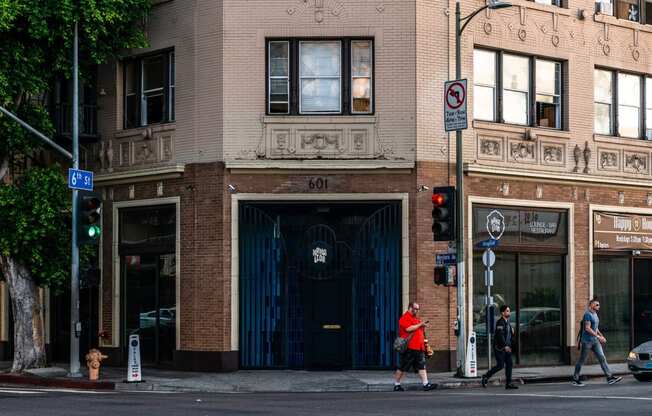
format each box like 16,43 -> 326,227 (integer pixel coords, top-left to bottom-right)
444,79 -> 468,132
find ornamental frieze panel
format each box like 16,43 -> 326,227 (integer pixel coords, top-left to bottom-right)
477,135 -> 504,161
508,139 -> 537,163
597,148 -> 620,172
624,151 -> 649,174
541,142 -> 565,166
262,118 -> 385,159
97,125 -> 175,173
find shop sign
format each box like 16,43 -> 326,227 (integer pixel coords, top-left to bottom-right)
594,212 -> 652,250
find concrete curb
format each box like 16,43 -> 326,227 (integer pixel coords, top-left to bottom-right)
0,373 -> 115,390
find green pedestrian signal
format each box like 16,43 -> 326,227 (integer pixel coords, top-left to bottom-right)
78,191 -> 102,245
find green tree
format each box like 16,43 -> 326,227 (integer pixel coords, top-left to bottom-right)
0,0 -> 150,372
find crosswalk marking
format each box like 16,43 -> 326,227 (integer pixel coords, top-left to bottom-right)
447,392 -> 652,402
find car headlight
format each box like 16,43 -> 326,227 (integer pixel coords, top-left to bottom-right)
628,351 -> 638,360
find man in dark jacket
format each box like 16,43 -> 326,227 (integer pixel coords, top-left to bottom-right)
481,305 -> 518,390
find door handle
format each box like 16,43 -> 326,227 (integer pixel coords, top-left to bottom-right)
322,324 -> 341,330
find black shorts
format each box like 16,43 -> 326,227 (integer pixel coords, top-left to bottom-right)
398,349 -> 426,372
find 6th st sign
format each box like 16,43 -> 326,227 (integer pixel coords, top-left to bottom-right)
444,79 -> 468,132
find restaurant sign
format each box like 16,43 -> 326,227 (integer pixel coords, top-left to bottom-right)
594,212 -> 652,250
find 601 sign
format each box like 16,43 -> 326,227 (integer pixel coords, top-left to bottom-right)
308,177 -> 329,190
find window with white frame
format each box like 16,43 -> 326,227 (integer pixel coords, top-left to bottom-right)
473,49 -> 563,129
266,38 -> 374,115
123,50 -> 175,129
594,68 -> 652,139
597,0 -> 652,24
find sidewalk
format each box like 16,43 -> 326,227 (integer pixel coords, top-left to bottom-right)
0,361 -> 629,393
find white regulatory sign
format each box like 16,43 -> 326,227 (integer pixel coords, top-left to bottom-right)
444,79 -> 468,132
482,249 -> 496,268
127,334 -> 142,382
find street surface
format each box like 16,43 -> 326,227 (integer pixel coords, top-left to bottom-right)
1,377 -> 651,415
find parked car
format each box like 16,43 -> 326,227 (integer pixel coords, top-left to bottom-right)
627,341 -> 652,381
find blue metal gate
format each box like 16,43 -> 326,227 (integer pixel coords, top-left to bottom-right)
239,202 -> 401,369
353,204 -> 401,368
239,205 -> 286,368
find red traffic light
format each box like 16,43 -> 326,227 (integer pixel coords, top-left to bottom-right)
432,193 -> 448,206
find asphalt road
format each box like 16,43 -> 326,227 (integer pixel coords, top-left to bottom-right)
1,377 -> 652,415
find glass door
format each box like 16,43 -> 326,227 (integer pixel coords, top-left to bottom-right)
123,253 -> 176,365
594,256 -> 630,360
634,259 -> 652,347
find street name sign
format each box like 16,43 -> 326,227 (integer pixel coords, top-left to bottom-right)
68,168 -> 94,191
444,79 -> 468,132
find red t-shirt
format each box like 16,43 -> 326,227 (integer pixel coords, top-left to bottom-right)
398,312 -> 425,351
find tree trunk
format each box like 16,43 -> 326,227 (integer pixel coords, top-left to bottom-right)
0,255 -> 46,372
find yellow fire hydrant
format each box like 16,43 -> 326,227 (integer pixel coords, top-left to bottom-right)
85,349 -> 108,381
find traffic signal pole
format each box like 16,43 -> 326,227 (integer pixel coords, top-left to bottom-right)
69,20 -> 81,378
454,1 -> 466,377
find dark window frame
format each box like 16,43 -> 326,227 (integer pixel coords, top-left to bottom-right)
594,67 -> 651,140
123,49 -> 175,130
265,37 -> 375,116
474,48 -> 565,130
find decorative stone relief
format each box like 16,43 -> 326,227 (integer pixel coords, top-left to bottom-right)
262,118 -> 384,159
599,150 -> 619,171
509,141 -> 536,163
536,185 -> 543,199
542,143 -> 564,165
109,125 -> 175,172
157,181 -> 164,197
120,142 -> 131,167
478,136 -> 503,161
624,152 -> 649,174
287,0 -> 345,23
160,136 -> 173,162
583,141 -> 591,174
135,141 -> 157,165
573,144 -> 581,173
301,132 -> 345,153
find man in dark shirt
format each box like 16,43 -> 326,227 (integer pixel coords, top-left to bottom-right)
481,305 -> 518,390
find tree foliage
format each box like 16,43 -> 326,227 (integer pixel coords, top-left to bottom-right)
0,0 -> 150,287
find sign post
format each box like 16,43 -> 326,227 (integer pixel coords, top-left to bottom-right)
482,248 -> 496,369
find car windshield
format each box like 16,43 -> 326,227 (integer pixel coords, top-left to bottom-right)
519,310 -> 540,324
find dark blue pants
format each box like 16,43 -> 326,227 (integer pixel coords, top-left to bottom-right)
485,349 -> 513,385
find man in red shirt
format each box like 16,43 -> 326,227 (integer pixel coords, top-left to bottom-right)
393,302 -> 434,391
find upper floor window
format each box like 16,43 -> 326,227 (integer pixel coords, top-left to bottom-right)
594,68 -> 652,139
266,38 -> 373,115
473,49 -> 563,129
596,0 -> 652,25
532,0 -> 562,7
124,50 -> 175,129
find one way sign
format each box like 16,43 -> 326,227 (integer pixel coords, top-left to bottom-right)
444,79 -> 468,132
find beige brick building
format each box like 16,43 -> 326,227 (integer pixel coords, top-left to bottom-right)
4,0 -> 649,372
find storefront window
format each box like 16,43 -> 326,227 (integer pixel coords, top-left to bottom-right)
593,256 -> 630,360
473,206 -> 567,367
120,205 -> 176,251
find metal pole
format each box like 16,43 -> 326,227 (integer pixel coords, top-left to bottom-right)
69,20 -> 81,378
454,0 -> 467,377
486,269 -> 492,370
0,107 -> 72,160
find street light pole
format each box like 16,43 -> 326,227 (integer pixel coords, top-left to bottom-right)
69,20 -> 81,378
454,0 -> 511,377
454,0 -> 466,377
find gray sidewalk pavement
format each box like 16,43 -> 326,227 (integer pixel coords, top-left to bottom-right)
0,361 -> 629,393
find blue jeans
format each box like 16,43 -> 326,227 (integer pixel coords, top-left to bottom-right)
574,340 -> 612,379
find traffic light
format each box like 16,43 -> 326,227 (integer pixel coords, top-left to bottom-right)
78,190 -> 102,245
432,186 -> 456,241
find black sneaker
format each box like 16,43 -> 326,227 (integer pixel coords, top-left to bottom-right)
607,376 -> 623,385
571,377 -> 585,387
393,385 -> 404,392
505,383 -> 519,390
481,375 -> 488,388
422,383 -> 434,391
